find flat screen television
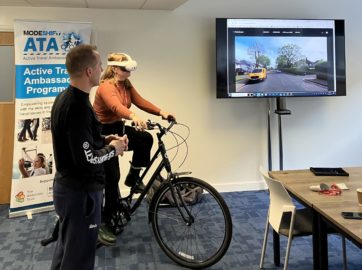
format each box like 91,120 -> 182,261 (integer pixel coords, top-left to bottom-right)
216,18 -> 346,98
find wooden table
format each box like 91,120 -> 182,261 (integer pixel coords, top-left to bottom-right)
269,167 -> 362,269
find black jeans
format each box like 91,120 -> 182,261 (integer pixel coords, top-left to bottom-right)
101,121 -> 153,223
51,182 -> 102,270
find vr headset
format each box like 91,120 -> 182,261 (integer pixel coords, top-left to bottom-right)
107,53 -> 137,71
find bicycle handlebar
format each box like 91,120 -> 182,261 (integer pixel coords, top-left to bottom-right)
146,117 -> 176,135
131,116 -> 176,133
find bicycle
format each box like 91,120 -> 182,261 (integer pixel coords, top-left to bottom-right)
42,119 -> 233,269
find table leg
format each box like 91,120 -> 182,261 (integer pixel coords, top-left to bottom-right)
312,210 -> 320,270
318,214 -> 328,269
313,209 -> 328,270
273,230 -> 280,266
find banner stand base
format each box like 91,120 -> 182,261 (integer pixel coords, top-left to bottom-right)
9,205 -> 54,219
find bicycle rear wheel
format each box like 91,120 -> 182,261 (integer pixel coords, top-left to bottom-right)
149,177 -> 232,269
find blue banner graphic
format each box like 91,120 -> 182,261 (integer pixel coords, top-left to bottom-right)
10,20 -> 92,218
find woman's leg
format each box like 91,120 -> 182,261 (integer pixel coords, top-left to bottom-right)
124,125 -> 153,191
103,156 -> 120,225
98,122 -> 123,244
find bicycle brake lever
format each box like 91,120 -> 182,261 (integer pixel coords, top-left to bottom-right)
167,115 -> 177,124
146,120 -> 155,130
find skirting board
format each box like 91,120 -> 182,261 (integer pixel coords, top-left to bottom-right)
119,180 -> 268,196
208,181 -> 268,193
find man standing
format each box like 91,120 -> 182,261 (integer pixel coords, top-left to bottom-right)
50,44 -> 128,270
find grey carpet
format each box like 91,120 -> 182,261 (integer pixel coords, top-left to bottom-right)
0,191 -> 361,269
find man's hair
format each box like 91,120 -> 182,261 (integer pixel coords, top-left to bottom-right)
65,44 -> 98,78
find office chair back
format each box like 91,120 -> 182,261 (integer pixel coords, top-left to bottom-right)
260,167 -> 295,233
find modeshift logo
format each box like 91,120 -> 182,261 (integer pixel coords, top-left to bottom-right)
22,30 -> 83,56
23,30 -> 61,54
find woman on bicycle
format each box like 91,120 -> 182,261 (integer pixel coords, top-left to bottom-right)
93,52 -> 175,244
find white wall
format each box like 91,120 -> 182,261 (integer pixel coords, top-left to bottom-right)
1,0 -> 362,192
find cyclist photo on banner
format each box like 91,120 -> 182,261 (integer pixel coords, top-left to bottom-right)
61,32 -> 82,51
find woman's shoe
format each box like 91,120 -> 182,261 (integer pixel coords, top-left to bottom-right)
124,173 -> 145,193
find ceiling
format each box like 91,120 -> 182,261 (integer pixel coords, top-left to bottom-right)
0,0 -> 189,10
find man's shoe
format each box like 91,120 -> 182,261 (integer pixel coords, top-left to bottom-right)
124,173 -> 145,194
98,224 -> 116,246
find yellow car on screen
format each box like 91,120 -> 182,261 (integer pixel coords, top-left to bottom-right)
248,68 -> 267,81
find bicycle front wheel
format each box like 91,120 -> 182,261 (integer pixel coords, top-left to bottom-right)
149,177 -> 232,269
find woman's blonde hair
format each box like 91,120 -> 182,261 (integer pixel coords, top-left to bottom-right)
101,53 -> 133,89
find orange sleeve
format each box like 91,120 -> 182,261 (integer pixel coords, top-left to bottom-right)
97,82 -> 133,119
130,87 -> 161,116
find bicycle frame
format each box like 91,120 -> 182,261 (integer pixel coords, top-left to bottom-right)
41,120 -> 232,269
41,120 -> 195,247
125,144 -> 168,214
122,120 -> 187,215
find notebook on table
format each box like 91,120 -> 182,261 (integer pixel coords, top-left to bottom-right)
310,167 -> 349,176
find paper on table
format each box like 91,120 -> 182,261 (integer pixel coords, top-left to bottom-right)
336,183 -> 349,190
309,183 -> 349,191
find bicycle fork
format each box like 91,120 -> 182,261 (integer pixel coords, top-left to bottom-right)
168,181 -> 195,225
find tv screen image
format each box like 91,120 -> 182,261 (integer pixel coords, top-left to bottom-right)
216,18 -> 346,98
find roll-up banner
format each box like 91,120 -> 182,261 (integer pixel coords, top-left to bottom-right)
10,20 -> 92,218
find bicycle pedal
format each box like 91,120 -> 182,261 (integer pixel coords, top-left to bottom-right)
115,227 -> 124,235
40,237 -> 56,246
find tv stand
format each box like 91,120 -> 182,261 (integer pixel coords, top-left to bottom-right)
267,97 -> 292,266
274,97 -> 291,170
275,97 -> 291,115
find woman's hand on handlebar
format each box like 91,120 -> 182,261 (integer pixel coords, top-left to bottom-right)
159,110 -> 176,122
131,115 -> 147,131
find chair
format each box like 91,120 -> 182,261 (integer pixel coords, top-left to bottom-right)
259,167 -> 347,270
